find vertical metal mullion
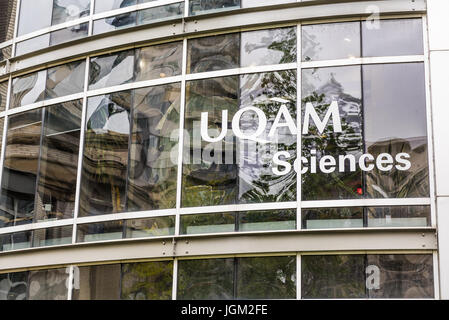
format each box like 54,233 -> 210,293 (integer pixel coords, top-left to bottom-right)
72,57 -> 90,244
31,107 -> 46,230
89,0 -> 95,36
296,23 -> 302,230
0,76 -> 12,201
11,0 -> 22,57
433,251 -> 440,300
175,38 -> 188,236
172,258 -> 178,300
66,265 -> 74,300
184,0 -> 189,17
296,253 -> 301,300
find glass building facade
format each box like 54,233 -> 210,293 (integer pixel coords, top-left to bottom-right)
1,0 -> 449,300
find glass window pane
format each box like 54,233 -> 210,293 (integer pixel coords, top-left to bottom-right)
302,22 -> 361,61
189,0 -> 240,16
79,91 -> 131,216
135,42 -> 182,81
89,50 -> 135,90
45,61 -> 86,99
137,3 -> 184,26
187,33 -> 240,73
0,46 -> 12,62
76,221 -> 124,242
93,12 -> 137,35
127,84 -> 180,211
10,70 -> 46,109
241,27 -> 296,67
0,0 -> 17,42
367,206 -> 430,228
0,271 -> 28,300
0,81 -> 7,112
367,254 -> 434,298
302,207 -> 363,229
15,34 -> 50,56
242,0 -> 295,7
28,268 -> 69,300
362,19 -> 423,57
95,0 -> 136,13
52,0 -> 90,25
363,63 -> 429,198
121,261 -> 173,300
236,256 -> 296,299
302,255 -> 366,299
32,226 -> 73,247
73,264 -> 121,300
50,22 -> 89,46
0,231 -> 32,251
180,213 -> 236,235
238,210 -> 296,232
17,0 -> 52,36
125,216 -> 175,238
177,258 -> 234,300
0,110 -> 42,227
302,66 -> 363,200
35,100 -> 82,221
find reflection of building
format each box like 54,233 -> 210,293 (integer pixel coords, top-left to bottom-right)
1,0 -> 449,301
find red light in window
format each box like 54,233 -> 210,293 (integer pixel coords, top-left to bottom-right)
357,187 -> 363,195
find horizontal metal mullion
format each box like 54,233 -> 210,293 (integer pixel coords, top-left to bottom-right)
5,93 -> 85,116
301,198 -> 432,209
301,55 -> 425,69
74,209 -> 178,225
0,219 -> 75,235
179,202 -> 298,215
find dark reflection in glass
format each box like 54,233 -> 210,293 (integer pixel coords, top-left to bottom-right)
177,258 -> 234,300
302,255 -> 366,299
77,221 -> 124,242
0,0 -> 17,43
302,207 -> 363,229
52,0 -> 91,25
35,100 -> 82,221
127,84 -> 180,211
187,33 -> 240,73
238,210 -> 296,231
95,0 -> 136,13
72,264 -> 121,300
15,34 -> 50,56
362,19 -> 423,57
189,0 -> 240,16
137,3 -> 184,26
182,71 -> 296,207
17,0 -> 52,36
0,231 -> 32,251
93,12 -> 137,35
50,22 -> 89,46
28,268 -> 69,300
241,27 -> 296,67
0,82 -> 7,111
236,256 -> 296,299
367,254 -> 434,298
89,50 -> 135,89
302,66 -> 363,200
0,272 -> 28,300
181,213 -> 235,234
121,261 -> 173,300
363,63 -> 429,198
135,42 -> 182,81
302,22 -> 361,61
367,206 -> 430,228
10,71 -> 46,109
0,110 -> 42,227
125,216 -> 175,238
79,92 -> 131,217
0,46 -> 12,62
45,61 -> 86,99
32,226 -> 73,247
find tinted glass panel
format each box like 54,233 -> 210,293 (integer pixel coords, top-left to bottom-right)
236,256 -> 296,299
0,81 -> 7,112
137,3 -> 184,25
238,210 -> 296,231
362,19 -> 423,57
302,22 -> 361,61
0,0 -> 17,42
125,216 -> 175,238
28,268 -> 69,300
241,27 -> 296,67
302,66 -> 363,200
79,92 -> 131,216
0,231 -> 32,251
32,226 -> 73,247
187,33 -> 239,73
302,207 -> 363,229
10,71 -> 46,109
127,84 -> 180,211
89,50 -> 135,89
135,42 -> 182,81
15,34 -> 50,56
367,206 -> 430,228
45,61 -> 86,99
121,261 -> 173,300
52,0 -> 91,25
95,0 -> 136,13
181,213 -> 235,235
73,264 -> 121,300
35,100 -> 82,221
0,110 -> 42,227
17,0 -> 52,36
77,221 -> 124,242
93,12 -> 137,35
363,63 -> 428,198
0,272 -> 28,300
50,22 -> 89,46
190,0 -> 240,16
177,258 -> 234,300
